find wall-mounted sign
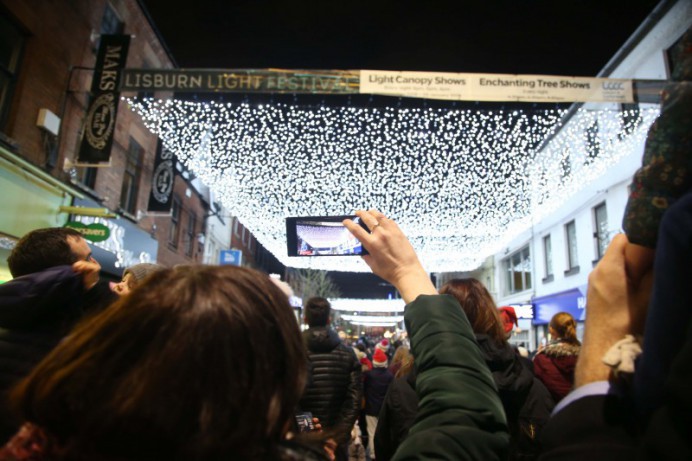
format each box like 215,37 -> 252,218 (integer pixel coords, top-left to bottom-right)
65,221 -> 111,242
219,249 -> 242,266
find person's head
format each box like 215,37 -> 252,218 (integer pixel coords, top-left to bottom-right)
549,312 -> 580,345
304,296 -> 331,327
372,348 -> 388,368
390,345 -> 410,367
439,278 -> 507,345
12,265 -> 307,460
376,339 -> 390,353
111,263 -> 166,296
498,306 -> 519,337
7,227 -> 94,277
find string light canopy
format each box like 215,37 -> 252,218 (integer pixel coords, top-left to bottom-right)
126,97 -> 658,272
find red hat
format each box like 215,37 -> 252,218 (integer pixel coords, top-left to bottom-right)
372,348 -> 388,367
498,306 -> 518,334
376,339 -> 390,352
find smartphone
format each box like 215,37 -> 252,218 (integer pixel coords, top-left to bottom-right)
286,215 -> 369,257
294,411 -> 316,433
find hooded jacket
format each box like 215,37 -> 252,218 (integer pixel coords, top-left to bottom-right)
299,326 -> 362,444
0,266 -> 116,444
476,335 -> 555,461
375,332 -> 553,461
533,340 -> 580,403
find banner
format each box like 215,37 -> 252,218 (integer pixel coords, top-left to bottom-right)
121,69 -> 359,94
360,70 -> 635,103
146,139 -> 175,213
77,34 -> 131,165
119,67 -> 665,103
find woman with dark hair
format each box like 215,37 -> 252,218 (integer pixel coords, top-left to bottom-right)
1,265 -> 326,461
438,279 -> 554,461
533,312 -> 581,403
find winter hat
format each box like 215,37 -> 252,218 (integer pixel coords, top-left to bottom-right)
498,306 -> 518,334
123,263 -> 166,284
373,348 -> 388,368
376,339 -> 390,353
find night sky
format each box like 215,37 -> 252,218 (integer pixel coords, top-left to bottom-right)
142,0 -> 660,75
140,0 -> 662,298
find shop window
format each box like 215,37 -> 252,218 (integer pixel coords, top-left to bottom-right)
503,245 -> 532,295
0,14 -> 25,131
169,196 -> 181,248
593,202 -> 609,263
185,213 -> 196,257
542,234 -> 553,283
564,220 -> 579,275
120,138 -> 144,215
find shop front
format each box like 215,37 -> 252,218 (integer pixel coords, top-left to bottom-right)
532,285 -> 587,347
0,146 -> 79,282
69,197 -> 159,279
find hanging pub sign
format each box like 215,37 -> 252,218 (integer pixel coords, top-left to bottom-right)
65,221 -> 111,242
77,34 -> 131,165
147,139 -> 175,213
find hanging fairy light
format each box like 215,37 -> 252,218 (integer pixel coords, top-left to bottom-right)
125,97 -> 659,272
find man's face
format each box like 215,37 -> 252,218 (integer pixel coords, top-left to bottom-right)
67,235 -> 99,268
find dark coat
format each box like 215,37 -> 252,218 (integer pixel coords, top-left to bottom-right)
299,326 -> 362,443
391,295 -> 508,460
363,367 -> 393,416
533,341 -> 580,403
477,335 -> 555,461
374,369 -> 417,461
375,331 -> 553,461
0,266 -> 116,444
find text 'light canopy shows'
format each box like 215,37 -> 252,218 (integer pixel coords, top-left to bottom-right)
126,98 -> 659,272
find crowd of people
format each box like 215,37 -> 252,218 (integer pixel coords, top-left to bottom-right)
0,26 -> 688,461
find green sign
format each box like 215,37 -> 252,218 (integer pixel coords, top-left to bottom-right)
65,221 -> 111,242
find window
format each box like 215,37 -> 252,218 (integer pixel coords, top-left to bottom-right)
503,245 -> 532,294
185,213 -> 196,257
93,4 -> 124,53
169,196 -> 181,247
565,220 -> 579,274
120,138 -> 144,214
233,218 -> 240,237
0,14 -> 25,130
593,202 -> 609,262
542,235 -> 553,282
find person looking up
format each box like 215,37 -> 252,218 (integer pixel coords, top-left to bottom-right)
1,265 -> 329,461
110,263 -> 166,296
0,227 -> 112,443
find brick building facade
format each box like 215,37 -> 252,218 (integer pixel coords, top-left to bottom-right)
0,0 -> 209,277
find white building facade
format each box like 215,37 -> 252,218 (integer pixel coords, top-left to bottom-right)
492,0 -> 691,350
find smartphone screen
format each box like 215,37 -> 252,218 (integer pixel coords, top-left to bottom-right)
294,412 -> 315,432
286,216 -> 368,257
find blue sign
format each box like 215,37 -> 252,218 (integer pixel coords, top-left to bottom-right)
532,285 -> 587,325
219,249 -> 242,266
